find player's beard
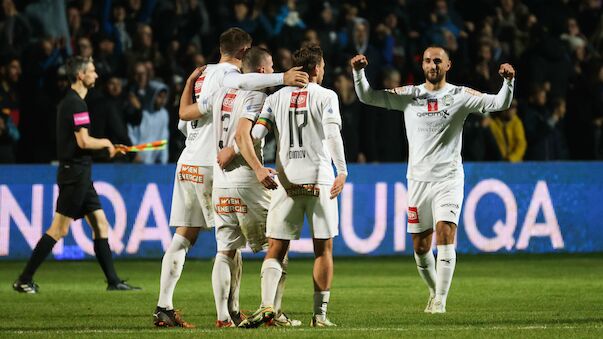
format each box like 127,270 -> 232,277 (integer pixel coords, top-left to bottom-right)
425,69 -> 444,84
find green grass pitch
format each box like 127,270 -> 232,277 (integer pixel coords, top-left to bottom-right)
2,254 -> 603,338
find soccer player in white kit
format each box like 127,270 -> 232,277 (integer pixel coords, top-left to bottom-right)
153,28 -> 308,328
239,44 -> 348,328
351,46 -> 515,314
200,46 -> 301,328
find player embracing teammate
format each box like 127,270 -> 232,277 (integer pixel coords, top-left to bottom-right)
239,43 -> 347,328
153,28 -> 307,328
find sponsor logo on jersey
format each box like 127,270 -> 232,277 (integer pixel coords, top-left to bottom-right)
427,99 -> 438,112
215,197 -> 248,214
416,110 -> 449,118
178,165 -> 204,183
408,206 -> 419,223
290,91 -> 308,108
73,112 -> 90,126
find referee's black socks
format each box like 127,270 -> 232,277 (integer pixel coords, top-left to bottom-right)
93,238 -> 121,285
19,234 -> 57,283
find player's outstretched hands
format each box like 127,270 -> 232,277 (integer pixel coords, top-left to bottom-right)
350,54 -> 368,71
284,66 -> 309,87
217,146 -> 236,169
187,65 -> 207,83
255,167 -> 278,190
330,173 -> 347,199
498,63 -> 515,80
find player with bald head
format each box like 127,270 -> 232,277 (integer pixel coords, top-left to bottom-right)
351,46 -> 515,314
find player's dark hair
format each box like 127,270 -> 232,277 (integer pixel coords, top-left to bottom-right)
219,28 -> 252,56
242,47 -> 271,72
424,45 -> 451,59
65,56 -> 93,84
292,43 -> 323,74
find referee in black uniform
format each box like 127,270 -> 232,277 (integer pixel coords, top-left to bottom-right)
13,56 -> 140,293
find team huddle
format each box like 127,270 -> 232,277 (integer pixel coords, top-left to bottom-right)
154,28 -> 346,328
12,25 -> 515,330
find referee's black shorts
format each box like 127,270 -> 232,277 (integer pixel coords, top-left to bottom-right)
56,161 -> 102,220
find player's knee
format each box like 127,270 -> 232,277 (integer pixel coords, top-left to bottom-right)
218,250 -> 237,259
176,227 -> 199,245
414,243 -> 431,255
436,221 -> 456,243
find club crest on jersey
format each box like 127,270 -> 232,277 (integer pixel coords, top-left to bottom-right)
408,207 -> 419,223
427,99 -> 438,112
290,91 -> 308,108
442,94 -> 454,106
194,76 -> 205,94
221,91 -> 237,112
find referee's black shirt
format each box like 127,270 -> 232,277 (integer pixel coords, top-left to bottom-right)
56,88 -> 92,163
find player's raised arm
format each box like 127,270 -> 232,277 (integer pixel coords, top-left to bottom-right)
463,63 -> 515,114
321,91 -> 348,199
178,66 -> 206,121
351,55 -> 414,110
223,66 -> 309,90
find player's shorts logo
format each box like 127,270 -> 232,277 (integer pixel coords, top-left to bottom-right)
178,165 -> 204,183
215,197 -> 248,214
286,184 -> 320,197
408,206 -> 419,224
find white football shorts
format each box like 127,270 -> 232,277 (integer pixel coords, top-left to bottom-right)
266,182 -> 339,240
169,163 -> 214,228
406,178 -> 464,234
213,184 -> 271,253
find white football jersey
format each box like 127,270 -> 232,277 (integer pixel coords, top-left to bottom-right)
372,78 -> 514,182
258,83 -> 342,186
202,87 -> 266,188
178,62 -> 240,166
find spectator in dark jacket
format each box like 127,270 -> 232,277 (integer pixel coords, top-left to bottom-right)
523,85 -> 569,160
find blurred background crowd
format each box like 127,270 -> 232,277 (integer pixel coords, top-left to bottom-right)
1,0 -> 602,164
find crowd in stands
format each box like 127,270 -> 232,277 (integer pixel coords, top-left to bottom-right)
1,0 -> 602,164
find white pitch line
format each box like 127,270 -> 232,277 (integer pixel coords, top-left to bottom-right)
4,324 -> 603,335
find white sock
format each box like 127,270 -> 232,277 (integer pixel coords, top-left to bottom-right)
228,250 -> 242,316
260,258 -> 282,308
274,255 -> 288,314
212,253 -> 233,321
414,251 -> 437,297
157,233 -> 191,310
313,291 -> 330,321
435,244 -> 457,306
